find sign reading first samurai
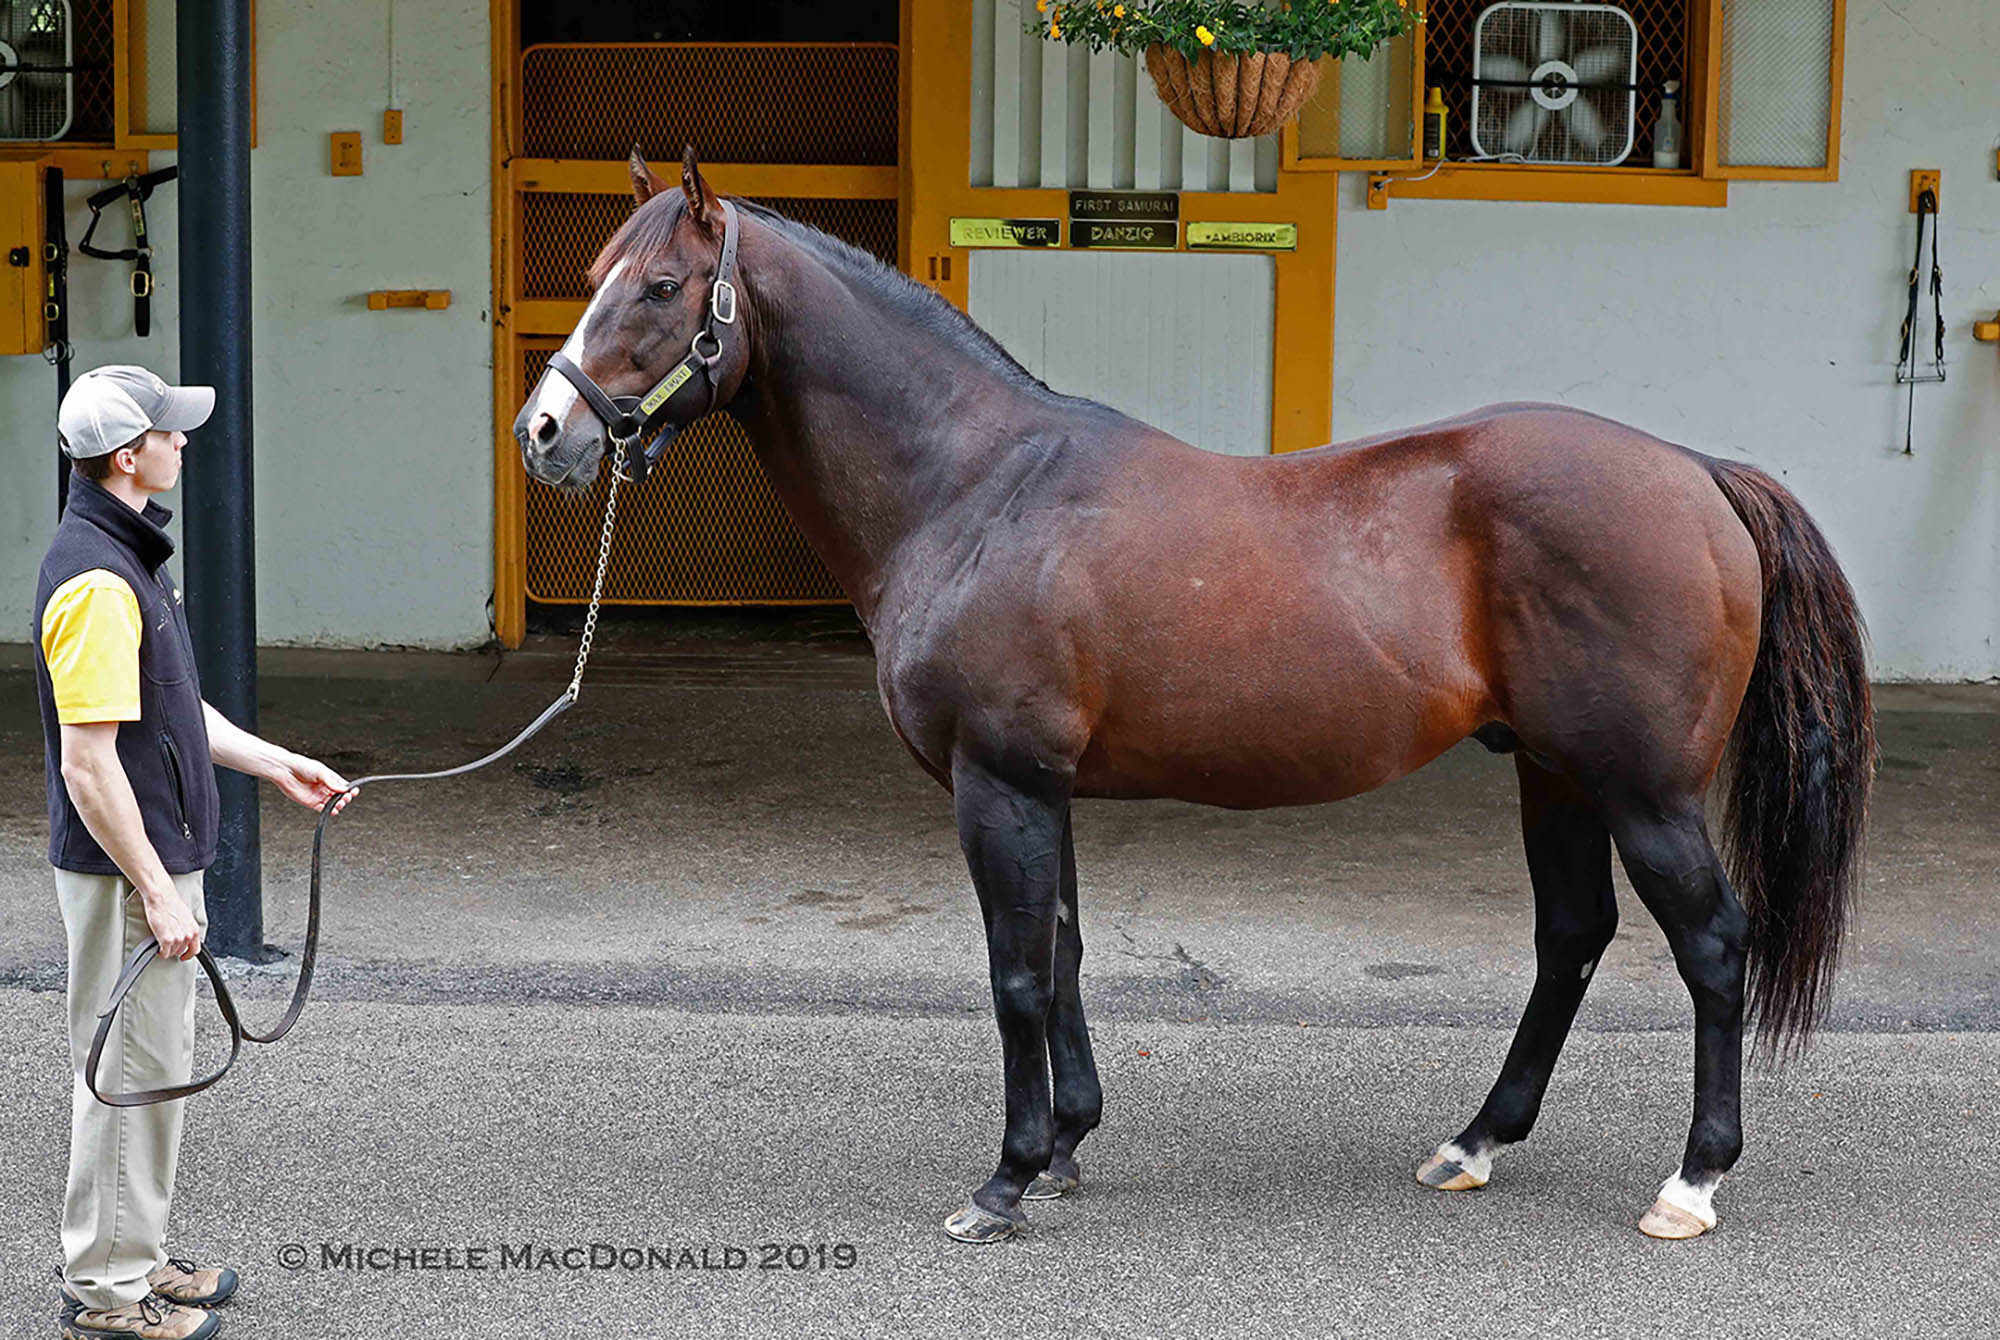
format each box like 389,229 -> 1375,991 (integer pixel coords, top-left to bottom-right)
1069,191 -> 1179,221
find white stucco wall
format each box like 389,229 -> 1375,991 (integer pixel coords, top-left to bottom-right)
1,0 -> 492,650
5,0 -> 1994,677
1332,0 -> 1999,681
2,174 -> 186,637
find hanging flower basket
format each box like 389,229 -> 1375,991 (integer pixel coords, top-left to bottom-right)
1143,45 -> 1319,139
1030,0 -> 1420,142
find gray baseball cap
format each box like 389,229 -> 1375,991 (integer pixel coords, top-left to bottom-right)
58,364 -> 215,459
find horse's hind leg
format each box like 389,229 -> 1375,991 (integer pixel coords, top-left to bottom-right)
1025,812 -> 1102,1200
941,758 -> 1068,1244
1607,802 -> 1748,1240
1419,756 -> 1615,1193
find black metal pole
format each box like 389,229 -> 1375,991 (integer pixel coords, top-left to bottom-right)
47,165 -> 71,517
178,0 -> 270,961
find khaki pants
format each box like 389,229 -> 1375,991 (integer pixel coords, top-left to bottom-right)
54,867 -> 208,1312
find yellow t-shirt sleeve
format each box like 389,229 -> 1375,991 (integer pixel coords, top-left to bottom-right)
40,570 -> 144,724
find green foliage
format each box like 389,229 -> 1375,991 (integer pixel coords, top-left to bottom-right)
1026,0 -> 1419,63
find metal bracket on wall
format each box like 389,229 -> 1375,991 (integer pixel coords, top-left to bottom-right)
366,289 -> 451,310
1909,169 -> 1940,212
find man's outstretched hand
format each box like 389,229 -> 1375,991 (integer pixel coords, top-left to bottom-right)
273,754 -> 358,815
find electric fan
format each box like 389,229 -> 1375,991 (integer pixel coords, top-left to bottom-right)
0,0 -> 73,142
1471,1 -> 1637,166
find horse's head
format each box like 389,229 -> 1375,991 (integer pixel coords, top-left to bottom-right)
515,147 -> 753,489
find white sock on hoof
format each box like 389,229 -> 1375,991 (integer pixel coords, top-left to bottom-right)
1656,1173 -> 1719,1228
1438,1140 -> 1495,1181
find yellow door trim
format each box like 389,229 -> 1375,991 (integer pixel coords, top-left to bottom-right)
491,0 -> 525,647
515,160 -> 899,199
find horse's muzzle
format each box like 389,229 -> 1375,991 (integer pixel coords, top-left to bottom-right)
513,412 -> 602,489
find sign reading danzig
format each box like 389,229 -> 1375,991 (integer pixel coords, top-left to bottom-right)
949,218 -> 1061,248
1068,190 -> 1180,222
1069,220 -> 1179,251
1185,222 -> 1299,252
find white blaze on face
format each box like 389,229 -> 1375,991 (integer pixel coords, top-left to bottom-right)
526,258 -> 627,428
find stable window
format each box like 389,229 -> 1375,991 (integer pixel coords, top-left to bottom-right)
112,0 -> 260,149
1283,0 -> 1843,206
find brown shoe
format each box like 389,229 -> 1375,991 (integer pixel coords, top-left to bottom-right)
56,1260 -> 238,1311
58,1294 -> 217,1340
145,1261 -> 238,1308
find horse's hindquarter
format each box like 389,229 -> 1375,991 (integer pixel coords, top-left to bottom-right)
1069,438 -> 1498,807
1456,410 -> 1763,793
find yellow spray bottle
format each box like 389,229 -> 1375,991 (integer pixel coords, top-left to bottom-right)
1424,86 -> 1447,160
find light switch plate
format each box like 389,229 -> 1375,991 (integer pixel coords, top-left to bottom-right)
331,131 -> 363,177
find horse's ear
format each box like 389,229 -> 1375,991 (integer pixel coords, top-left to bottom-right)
629,146 -> 668,205
681,146 -> 713,232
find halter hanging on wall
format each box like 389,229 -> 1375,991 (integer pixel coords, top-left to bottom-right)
1895,187 -> 1946,456
78,166 -> 178,338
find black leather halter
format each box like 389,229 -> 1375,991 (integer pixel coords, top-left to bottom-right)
546,196 -> 741,484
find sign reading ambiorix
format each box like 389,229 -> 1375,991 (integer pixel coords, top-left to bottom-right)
1186,222 -> 1298,252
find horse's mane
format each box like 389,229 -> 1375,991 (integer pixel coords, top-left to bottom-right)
588,190 -> 1068,401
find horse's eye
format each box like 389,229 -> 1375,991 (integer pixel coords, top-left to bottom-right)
648,279 -> 680,301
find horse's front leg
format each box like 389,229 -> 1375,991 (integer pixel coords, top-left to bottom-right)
942,755 -> 1069,1244
1025,811 -> 1101,1201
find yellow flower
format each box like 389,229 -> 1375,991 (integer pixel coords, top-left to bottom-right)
1196,23 -> 1215,45
1049,20 -> 1062,36
1035,0 -> 1047,10
1113,1 -> 1125,13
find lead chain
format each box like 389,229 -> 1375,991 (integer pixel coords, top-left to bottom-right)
568,436 -> 629,701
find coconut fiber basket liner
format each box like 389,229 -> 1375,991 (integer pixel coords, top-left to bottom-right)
1143,45 -> 1322,139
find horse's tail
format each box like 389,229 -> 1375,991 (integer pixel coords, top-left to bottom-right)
1703,457 -> 1876,1055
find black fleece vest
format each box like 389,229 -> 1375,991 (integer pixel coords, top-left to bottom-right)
33,475 -> 219,875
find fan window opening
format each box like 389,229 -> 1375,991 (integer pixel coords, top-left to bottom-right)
0,0 -> 76,141
1428,0 -> 1689,167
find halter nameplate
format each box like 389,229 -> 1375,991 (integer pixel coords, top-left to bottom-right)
640,363 -> 698,416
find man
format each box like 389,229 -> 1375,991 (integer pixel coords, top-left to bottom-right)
37,365 -> 354,1340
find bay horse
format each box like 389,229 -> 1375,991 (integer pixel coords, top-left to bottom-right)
514,150 -> 1874,1245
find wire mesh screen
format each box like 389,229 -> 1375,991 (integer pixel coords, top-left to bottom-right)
1426,0 -> 1686,164
132,0 -> 174,134
1718,0 -> 1833,169
1295,36 -> 1418,162
521,193 -> 897,302
521,44 -> 898,163
69,0 -> 111,138
520,343 -> 844,605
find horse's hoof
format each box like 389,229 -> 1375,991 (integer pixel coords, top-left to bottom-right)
943,1202 -> 1025,1244
1416,1149 -> 1488,1192
1638,1197 -> 1713,1240
1022,1169 -> 1080,1201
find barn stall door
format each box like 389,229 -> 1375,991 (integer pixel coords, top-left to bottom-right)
507,43 -> 898,609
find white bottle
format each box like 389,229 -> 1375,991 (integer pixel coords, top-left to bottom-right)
1652,80 -> 1683,169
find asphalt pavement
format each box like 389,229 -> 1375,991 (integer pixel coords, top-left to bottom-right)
0,624 -> 1992,1338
